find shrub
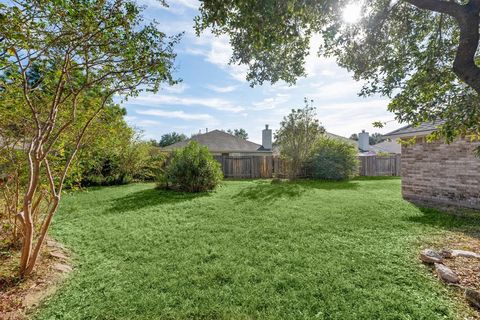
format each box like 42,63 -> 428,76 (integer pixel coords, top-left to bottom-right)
376,151 -> 391,157
310,137 -> 359,180
158,141 -> 223,192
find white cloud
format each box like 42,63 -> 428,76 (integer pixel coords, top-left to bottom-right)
187,32 -> 249,83
206,84 -> 238,93
251,94 -> 291,111
314,99 -> 400,136
303,34 -> 347,80
173,0 -> 199,9
128,93 -> 245,113
140,0 -> 199,14
163,83 -> 190,94
137,109 -> 214,121
124,116 -> 163,127
307,81 -> 364,101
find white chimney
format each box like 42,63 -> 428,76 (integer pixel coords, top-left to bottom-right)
358,130 -> 370,151
262,124 -> 272,150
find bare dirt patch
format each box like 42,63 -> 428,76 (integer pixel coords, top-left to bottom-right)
0,239 -> 72,320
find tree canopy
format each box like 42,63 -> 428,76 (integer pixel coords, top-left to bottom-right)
0,0 -> 179,276
195,0 -> 480,143
226,128 -> 249,140
156,132 -> 188,147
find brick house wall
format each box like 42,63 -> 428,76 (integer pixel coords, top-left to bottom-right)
401,137 -> 480,210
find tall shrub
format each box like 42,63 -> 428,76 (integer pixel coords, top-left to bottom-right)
310,138 -> 359,180
159,141 -> 223,192
275,99 -> 325,179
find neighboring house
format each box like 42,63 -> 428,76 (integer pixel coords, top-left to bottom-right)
270,131 -> 357,155
163,125 -> 273,156
324,132 -> 358,147
357,130 -> 401,155
384,121 -> 480,210
368,140 -> 402,154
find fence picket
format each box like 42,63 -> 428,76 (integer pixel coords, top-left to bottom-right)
214,155 -> 401,179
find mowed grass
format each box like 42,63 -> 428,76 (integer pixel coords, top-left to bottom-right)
35,178 -> 479,319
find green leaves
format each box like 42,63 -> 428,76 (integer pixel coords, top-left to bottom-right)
196,0 -> 480,144
275,99 -> 325,178
159,141 -> 223,193
310,137 -> 359,180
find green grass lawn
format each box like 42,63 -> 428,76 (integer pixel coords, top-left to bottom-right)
35,178 -> 479,319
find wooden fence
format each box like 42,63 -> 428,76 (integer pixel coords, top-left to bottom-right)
213,156 -> 274,179
214,154 -> 401,179
358,155 -> 401,177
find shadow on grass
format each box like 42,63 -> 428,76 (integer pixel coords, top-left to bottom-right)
234,179 -> 359,203
353,176 -> 401,181
107,187 -> 210,214
406,206 -> 480,239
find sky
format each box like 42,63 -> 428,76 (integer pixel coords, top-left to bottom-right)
123,0 -> 402,144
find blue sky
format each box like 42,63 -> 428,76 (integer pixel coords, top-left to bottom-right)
124,0 -> 401,144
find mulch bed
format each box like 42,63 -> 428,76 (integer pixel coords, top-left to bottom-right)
0,239 -> 72,320
425,231 -> 480,319
440,232 -> 480,292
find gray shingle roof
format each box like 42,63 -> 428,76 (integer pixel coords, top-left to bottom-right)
162,130 -> 269,153
383,120 -> 446,138
324,132 -> 357,146
366,140 -> 401,154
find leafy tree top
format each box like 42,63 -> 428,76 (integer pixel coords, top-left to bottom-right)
195,0 -> 480,144
226,128 -> 249,140
156,132 -> 188,147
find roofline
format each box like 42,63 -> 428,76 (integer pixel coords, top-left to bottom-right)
214,150 -> 273,154
162,149 -> 272,153
383,129 -> 435,139
163,129 -> 263,150
383,120 -> 447,139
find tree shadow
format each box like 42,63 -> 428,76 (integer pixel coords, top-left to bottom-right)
406,206 -> 480,239
353,176 -> 401,181
234,179 -> 359,203
107,187 -> 211,214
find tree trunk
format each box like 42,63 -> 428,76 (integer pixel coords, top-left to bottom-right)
452,2 -> 480,94
405,0 -> 480,94
24,198 -> 60,276
19,158 -> 40,277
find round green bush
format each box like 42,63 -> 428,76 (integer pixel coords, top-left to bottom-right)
310,137 -> 359,180
158,141 -> 223,192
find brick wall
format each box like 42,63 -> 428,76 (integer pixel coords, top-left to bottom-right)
401,137 -> 480,210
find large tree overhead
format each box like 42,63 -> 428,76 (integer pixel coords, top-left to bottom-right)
0,0 -> 179,277
195,0 -> 480,142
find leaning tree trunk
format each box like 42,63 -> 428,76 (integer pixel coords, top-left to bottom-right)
18,151 -> 40,277
405,0 -> 480,94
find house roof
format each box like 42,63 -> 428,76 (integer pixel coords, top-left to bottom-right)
383,120 -> 446,138
366,140 -> 401,154
324,132 -> 357,146
162,130 -> 270,153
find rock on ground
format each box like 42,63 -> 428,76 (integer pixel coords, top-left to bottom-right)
420,249 -> 443,264
466,289 -> 480,310
450,250 -> 480,260
434,263 -> 460,284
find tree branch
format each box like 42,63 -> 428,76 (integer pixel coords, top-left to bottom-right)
405,0 -> 480,94
404,0 -> 463,17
